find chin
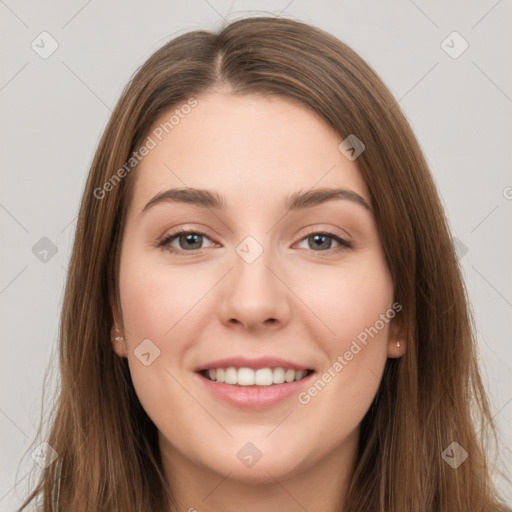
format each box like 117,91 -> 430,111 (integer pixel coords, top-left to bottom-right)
192,435 -> 313,483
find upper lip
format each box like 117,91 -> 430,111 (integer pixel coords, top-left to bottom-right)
195,356 -> 313,372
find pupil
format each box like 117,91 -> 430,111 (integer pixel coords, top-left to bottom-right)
311,234 -> 330,250
182,233 -> 201,249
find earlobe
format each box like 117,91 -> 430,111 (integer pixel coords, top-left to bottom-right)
110,302 -> 127,358
112,335 -> 128,358
387,313 -> 407,358
111,325 -> 127,357
387,338 -> 406,358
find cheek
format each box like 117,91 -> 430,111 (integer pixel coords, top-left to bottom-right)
119,250 -> 208,341
296,255 -> 393,407
118,252 -> 216,414
118,252 -> 195,436
296,253 -> 394,346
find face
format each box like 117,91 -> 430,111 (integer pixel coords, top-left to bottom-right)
111,92 -> 405,484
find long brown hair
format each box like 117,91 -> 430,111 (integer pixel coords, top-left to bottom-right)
18,15 -> 509,512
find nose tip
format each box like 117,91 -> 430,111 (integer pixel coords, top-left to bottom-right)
217,246 -> 291,332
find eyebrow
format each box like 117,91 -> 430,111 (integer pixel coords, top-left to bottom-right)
140,186 -> 371,215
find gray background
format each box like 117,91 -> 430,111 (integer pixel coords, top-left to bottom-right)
1,0 -> 511,509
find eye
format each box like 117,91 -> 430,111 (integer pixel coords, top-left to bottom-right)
158,229 -> 216,254
157,228 -> 353,255
295,231 -> 353,252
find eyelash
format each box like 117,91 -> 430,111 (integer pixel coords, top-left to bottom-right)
157,228 -> 353,256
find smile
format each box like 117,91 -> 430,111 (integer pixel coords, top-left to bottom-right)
200,367 -> 314,386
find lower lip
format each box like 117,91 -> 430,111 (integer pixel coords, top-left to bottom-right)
196,372 -> 315,409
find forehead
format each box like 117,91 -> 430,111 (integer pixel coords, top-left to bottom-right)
129,92 -> 370,214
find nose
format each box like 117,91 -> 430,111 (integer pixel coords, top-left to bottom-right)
217,240 -> 292,333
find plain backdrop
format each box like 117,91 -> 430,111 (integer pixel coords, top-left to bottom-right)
1,0 -> 511,510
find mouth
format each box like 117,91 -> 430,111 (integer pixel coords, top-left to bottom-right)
199,367 -> 314,386
194,357 -> 316,409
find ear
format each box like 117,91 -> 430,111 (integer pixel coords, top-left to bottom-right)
386,308 -> 407,358
110,300 -> 127,358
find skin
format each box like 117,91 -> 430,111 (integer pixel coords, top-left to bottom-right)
111,91 -> 406,512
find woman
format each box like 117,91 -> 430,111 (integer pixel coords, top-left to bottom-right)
19,15 -> 509,512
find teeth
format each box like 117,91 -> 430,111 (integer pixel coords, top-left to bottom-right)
204,366 -> 310,386
238,367 -> 255,386
294,370 -> 306,381
285,369 -> 295,383
255,368 -> 273,386
273,367 -> 285,384
224,367 -> 237,384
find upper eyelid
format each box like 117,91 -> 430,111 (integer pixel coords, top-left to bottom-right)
162,221 -> 352,237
